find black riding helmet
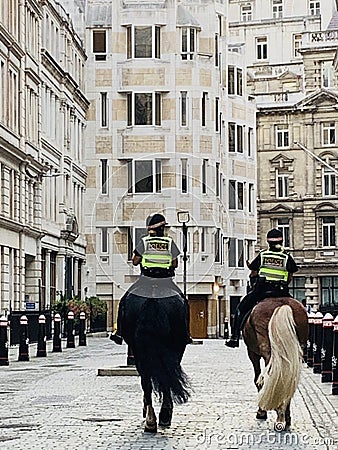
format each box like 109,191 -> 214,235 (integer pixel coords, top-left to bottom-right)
266,228 -> 283,244
146,213 -> 167,230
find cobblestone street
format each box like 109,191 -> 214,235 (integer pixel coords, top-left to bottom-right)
0,337 -> 337,450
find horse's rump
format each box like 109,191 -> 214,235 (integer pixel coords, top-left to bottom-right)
121,292 -> 190,404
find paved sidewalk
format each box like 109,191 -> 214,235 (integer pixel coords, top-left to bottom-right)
0,338 -> 337,449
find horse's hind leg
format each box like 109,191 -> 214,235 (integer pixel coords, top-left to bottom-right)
159,389 -> 173,427
141,375 -> 157,433
248,350 -> 267,420
275,406 -> 286,432
285,402 -> 291,428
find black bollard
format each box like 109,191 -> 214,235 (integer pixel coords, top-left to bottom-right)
52,313 -> 62,352
313,311 -> 323,374
0,316 -> 9,366
79,311 -> 87,346
224,317 -> 229,340
307,312 -> 315,368
37,314 -> 47,357
66,311 -> 75,348
321,313 -> 333,383
18,315 -> 29,362
127,345 -> 135,366
332,315 -> 338,395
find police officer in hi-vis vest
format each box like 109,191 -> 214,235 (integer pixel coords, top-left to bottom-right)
225,228 -> 298,348
111,213 -> 192,345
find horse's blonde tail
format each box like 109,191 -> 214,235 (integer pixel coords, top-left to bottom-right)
257,305 -> 303,411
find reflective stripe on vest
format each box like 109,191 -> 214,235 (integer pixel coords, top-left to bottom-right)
141,236 -> 173,269
258,250 -> 289,282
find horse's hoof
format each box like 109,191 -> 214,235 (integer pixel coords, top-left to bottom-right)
144,423 -> 157,433
274,422 -> 286,432
159,408 -> 172,427
256,409 -> 267,420
143,407 -> 146,418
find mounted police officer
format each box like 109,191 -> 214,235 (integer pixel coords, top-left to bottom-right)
225,228 -> 298,348
111,213 -> 192,345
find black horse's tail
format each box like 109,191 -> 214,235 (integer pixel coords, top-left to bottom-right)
134,297 -> 191,404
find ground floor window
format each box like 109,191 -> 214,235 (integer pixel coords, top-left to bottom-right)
289,276 -> 305,302
321,276 -> 338,308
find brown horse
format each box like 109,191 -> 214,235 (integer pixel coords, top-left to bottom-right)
242,297 -> 308,431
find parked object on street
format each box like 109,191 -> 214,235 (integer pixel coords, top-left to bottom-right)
332,315 -> 338,395
306,311 -> 316,367
313,311 -> 324,374
37,314 -> 47,357
242,296 -> 308,431
0,316 -> 9,366
18,315 -> 29,362
79,311 -> 87,346
52,313 -> 62,352
66,311 -> 75,349
321,313 -> 333,383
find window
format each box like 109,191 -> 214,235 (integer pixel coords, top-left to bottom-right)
101,227 -> 108,253
248,183 -> 254,213
322,216 -> 335,247
309,1 -> 320,15
215,97 -> 219,132
100,93 -> 108,127
228,66 -> 235,95
101,159 -> 108,194
50,251 -> 56,304
322,122 -> 335,146
180,91 -> 187,127
181,158 -> 188,193
277,218 -> 290,247
8,68 -> 18,133
289,277 -> 306,302
228,239 -> 243,267
214,33 -> 219,67
241,4 -> 252,21
202,159 -> 207,194
238,240 -> 244,267
321,276 -> 338,308
237,68 -> 243,96
322,61 -> 334,88
276,173 -> 289,198
228,122 -> 236,152
276,124 -> 289,148
127,92 -> 162,126
216,163 -> 220,197
293,34 -> 302,58
237,125 -> 243,153
229,238 -> 236,267
128,227 -> 147,260
272,0 -> 283,18
248,127 -> 253,157
126,25 -> 160,59
201,92 -> 207,127
0,59 -> 5,124
215,229 -> 220,263
93,30 -> 106,61
127,160 -> 162,194
256,37 -> 267,60
229,180 -> 244,210
201,227 -> 206,252
323,167 -> 336,197
181,27 -> 197,60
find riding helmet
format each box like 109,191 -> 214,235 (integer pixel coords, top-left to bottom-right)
266,228 -> 283,243
146,213 -> 167,230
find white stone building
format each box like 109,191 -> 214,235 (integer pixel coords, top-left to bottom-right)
0,0 -> 88,326
84,0 -> 257,338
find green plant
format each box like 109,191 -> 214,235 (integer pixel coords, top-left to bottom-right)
86,296 -> 107,319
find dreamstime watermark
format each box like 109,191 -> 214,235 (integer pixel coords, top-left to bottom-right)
196,428 -> 335,447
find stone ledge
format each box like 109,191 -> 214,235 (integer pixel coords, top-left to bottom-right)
97,366 -> 139,376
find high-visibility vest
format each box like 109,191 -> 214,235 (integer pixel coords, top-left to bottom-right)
141,236 -> 173,270
258,249 -> 289,282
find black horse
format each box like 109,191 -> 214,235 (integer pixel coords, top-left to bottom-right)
116,278 -> 191,432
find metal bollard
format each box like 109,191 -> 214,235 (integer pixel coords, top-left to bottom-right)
127,345 -> 135,366
0,316 -> 9,366
18,315 -> 29,362
79,311 -> 86,346
332,315 -> 338,395
52,313 -> 62,352
37,314 -> 47,357
306,312 -> 315,368
224,317 -> 229,340
313,311 -> 323,374
66,311 -> 75,348
321,313 -> 334,382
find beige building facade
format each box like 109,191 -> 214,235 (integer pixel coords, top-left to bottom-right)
84,0 -> 257,338
229,1 -> 338,313
0,0 -> 88,323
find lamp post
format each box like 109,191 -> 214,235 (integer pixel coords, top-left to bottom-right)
177,211 -> 190,299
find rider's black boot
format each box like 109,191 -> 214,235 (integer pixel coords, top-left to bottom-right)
225,310 -> 241,348
110,331 -> 123,345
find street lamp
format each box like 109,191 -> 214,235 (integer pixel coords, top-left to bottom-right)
177,211 -> 190,299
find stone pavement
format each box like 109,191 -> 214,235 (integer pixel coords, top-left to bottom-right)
0,337 -> 337,450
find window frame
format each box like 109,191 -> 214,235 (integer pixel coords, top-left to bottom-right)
277,218 -> 290,247
241,4 -> 252,21
92,29 -> 107,61
256,36 -> 268,61
322,122 -> 336,147
127,159 -> 162,194
126,25 -> 161,59
127,92 -> 162,127
181,27 -> 197,60
276,172 -> 289,199
322,167 -> 336,197
272,0 -> 283,18
322,216 -> 336,247
309,0 -> 320,16
276,124 -> 289,149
